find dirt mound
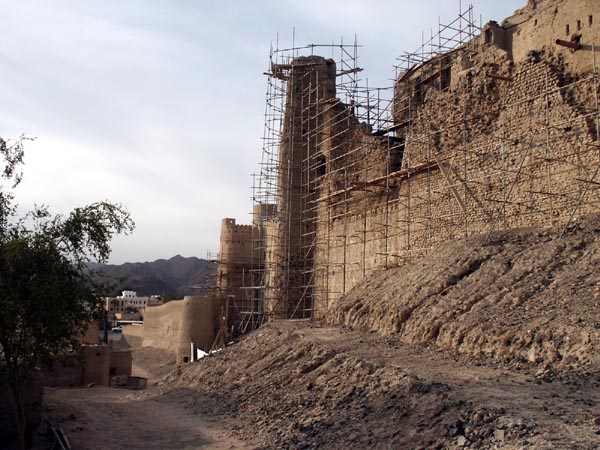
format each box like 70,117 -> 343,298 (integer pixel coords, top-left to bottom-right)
144,321 -> 590,449
327,215 -> 600,373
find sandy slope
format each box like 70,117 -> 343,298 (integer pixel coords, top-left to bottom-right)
327,215 -> 600,373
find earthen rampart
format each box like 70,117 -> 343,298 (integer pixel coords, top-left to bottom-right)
254,0 -> 600,318
330,1 -> 597,314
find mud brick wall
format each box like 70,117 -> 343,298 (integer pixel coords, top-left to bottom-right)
82,346 -> 110,386
176,295 -> 215,362
143,296 -> 218,356
143,300 -> 184,352
310,0 -> 600,315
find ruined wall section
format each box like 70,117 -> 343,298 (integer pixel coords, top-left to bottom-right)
504,0 -> 600,72
321,103 -> 393,206
312,0 -> 600,316
314,98 -> 396,312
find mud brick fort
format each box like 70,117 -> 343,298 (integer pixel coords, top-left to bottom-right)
216,0 -> 600,335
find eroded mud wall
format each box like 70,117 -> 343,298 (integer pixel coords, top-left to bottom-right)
310,0 -> 600,315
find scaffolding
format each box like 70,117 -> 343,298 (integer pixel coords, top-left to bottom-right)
396,3 -> 480,74
246,38 -> 378,322
240,4 -> 600,330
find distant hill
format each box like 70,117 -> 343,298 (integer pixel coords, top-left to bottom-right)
90,255 -> 215,299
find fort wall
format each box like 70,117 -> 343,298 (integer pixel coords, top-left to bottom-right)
311,0 -> 600,314
142,300 -> 184,352
252,0 -> 600,318
176,295 -> 215,363
141,295 -> 218,360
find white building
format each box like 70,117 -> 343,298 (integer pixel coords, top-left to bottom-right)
105,291 -> 152,314
120,290 -> 150,309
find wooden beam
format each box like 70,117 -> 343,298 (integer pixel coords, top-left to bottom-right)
373,122 -> 409,136
336,67 -> 364,77
316,160 -> 441,203
556,39 -> 581,51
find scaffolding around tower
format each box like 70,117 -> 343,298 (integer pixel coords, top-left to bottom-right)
221,2 -> 600,335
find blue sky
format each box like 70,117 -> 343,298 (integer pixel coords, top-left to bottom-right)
0,0 -> 525,263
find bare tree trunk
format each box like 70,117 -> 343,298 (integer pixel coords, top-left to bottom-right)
9,380 -> 26,450
104,308 -> 109,344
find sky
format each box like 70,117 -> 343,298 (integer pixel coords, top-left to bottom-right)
0,0 -> 525,264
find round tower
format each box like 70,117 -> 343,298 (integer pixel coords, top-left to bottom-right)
176,295 -> 215,364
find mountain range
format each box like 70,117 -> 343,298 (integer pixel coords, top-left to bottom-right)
90,255 -> 215,299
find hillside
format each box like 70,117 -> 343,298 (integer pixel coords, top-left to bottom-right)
91,255 -> 214,299
326,214 -> 600,373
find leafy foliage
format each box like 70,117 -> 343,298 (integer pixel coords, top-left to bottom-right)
0,202 -> 134,383
0,136 -> 134,448
0,135 -> 28,233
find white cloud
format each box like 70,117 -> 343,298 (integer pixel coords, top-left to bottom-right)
1,0 -> 526,263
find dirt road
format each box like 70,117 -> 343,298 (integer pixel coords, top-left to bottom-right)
45,358 -> 254,449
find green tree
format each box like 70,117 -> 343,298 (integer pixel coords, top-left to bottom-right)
0,136 -> 135,449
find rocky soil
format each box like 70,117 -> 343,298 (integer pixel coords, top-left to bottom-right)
327,214 -> 600,373
147,320 -> 600,449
